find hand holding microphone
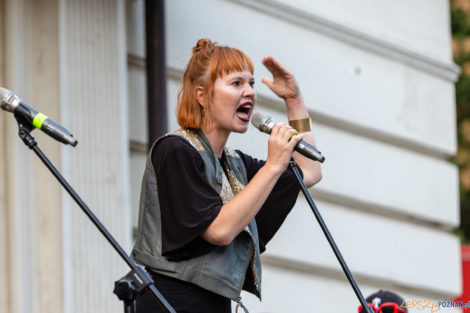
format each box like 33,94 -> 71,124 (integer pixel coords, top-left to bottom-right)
264,122 -> 306,173
251,112 -> 325,163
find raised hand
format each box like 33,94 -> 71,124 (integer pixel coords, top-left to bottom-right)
261,56 -> 300,101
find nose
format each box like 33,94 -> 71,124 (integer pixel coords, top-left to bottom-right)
243,83 -> 256,99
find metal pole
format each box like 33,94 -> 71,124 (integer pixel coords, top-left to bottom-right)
14,113 -> 176,313
146,0 -> 168,149
288,160 -> 373,313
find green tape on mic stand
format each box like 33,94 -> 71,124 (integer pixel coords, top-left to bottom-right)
33,113 -> 48,130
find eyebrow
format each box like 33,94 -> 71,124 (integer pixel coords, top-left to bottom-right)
230,75 -> 255,81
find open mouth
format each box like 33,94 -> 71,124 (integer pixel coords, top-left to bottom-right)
236,102 -> 253,122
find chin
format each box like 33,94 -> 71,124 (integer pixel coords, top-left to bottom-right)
232,125 -> 249,134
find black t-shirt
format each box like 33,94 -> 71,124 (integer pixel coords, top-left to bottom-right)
152,135 -> 302,261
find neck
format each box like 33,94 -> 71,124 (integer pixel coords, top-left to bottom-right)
201,126 -> 230,158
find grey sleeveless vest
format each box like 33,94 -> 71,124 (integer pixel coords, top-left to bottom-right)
131,129 -> 262,300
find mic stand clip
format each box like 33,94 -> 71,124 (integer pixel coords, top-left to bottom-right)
114,267 -> 155,313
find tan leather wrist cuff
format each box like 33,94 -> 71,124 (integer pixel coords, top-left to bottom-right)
288,117 -> 312,133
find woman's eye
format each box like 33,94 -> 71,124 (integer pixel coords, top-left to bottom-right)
232,81 -> 240,86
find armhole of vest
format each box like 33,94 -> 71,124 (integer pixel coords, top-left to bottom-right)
164,134 -> 199,152
151,134 -> 202,171
149,135 -> 184,174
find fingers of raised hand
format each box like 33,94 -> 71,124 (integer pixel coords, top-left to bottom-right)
262,56 -> 291,77
261,77 -> 274,89
262,56 -> 282,71
261,56 -> 276,71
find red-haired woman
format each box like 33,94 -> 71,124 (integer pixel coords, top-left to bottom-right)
132,39 -> 322,313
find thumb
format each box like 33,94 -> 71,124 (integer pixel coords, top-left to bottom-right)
262,77 -> 274,90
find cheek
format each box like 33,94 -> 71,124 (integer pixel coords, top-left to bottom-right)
216,90 -> 239,106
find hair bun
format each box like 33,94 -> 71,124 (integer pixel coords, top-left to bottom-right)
193,38 -> 214,54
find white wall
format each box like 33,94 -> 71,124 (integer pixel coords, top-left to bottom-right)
1,0 -> 132,312
59,0 -> 132,312
0,0 -> 7,310
1,1 -> 63,312
0,0 -> 458,312
163,0 -> 460,311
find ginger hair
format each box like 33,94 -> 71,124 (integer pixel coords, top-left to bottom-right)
177,39 -> 254,129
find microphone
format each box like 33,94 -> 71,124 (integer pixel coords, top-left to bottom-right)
251,112 -> 325,163
0,87 -> 78,146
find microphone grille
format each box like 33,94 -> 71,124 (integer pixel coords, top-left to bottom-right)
0,87 -> 11,99
250,111 -> 264,129
0,87 -> 17,112
0,87 -> 11,107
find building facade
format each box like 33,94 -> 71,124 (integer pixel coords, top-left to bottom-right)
0,0 -> 461,312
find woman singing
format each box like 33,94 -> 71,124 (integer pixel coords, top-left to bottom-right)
132,38 -> 322,313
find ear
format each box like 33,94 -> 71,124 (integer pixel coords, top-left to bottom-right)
195,86 -> 206,108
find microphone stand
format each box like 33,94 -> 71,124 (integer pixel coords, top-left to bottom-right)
13,112 -> 176,313
288,159 -> 373,313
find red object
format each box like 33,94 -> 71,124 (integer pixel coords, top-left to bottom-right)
454,245 -> 470,304
358,302 -> 406,313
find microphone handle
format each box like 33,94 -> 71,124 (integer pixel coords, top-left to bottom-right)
295,140 -> 325,163
257,116 -> 325,163
16,102 -> 78,146
15,102 -> 38,123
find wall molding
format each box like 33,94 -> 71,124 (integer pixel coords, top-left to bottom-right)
261,255 -> 457,299
128,53 -> 146,71
255,94 -> 456,160
310,188 -> 453,230
229,0 -> 461,82
129,139 -> 148,154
